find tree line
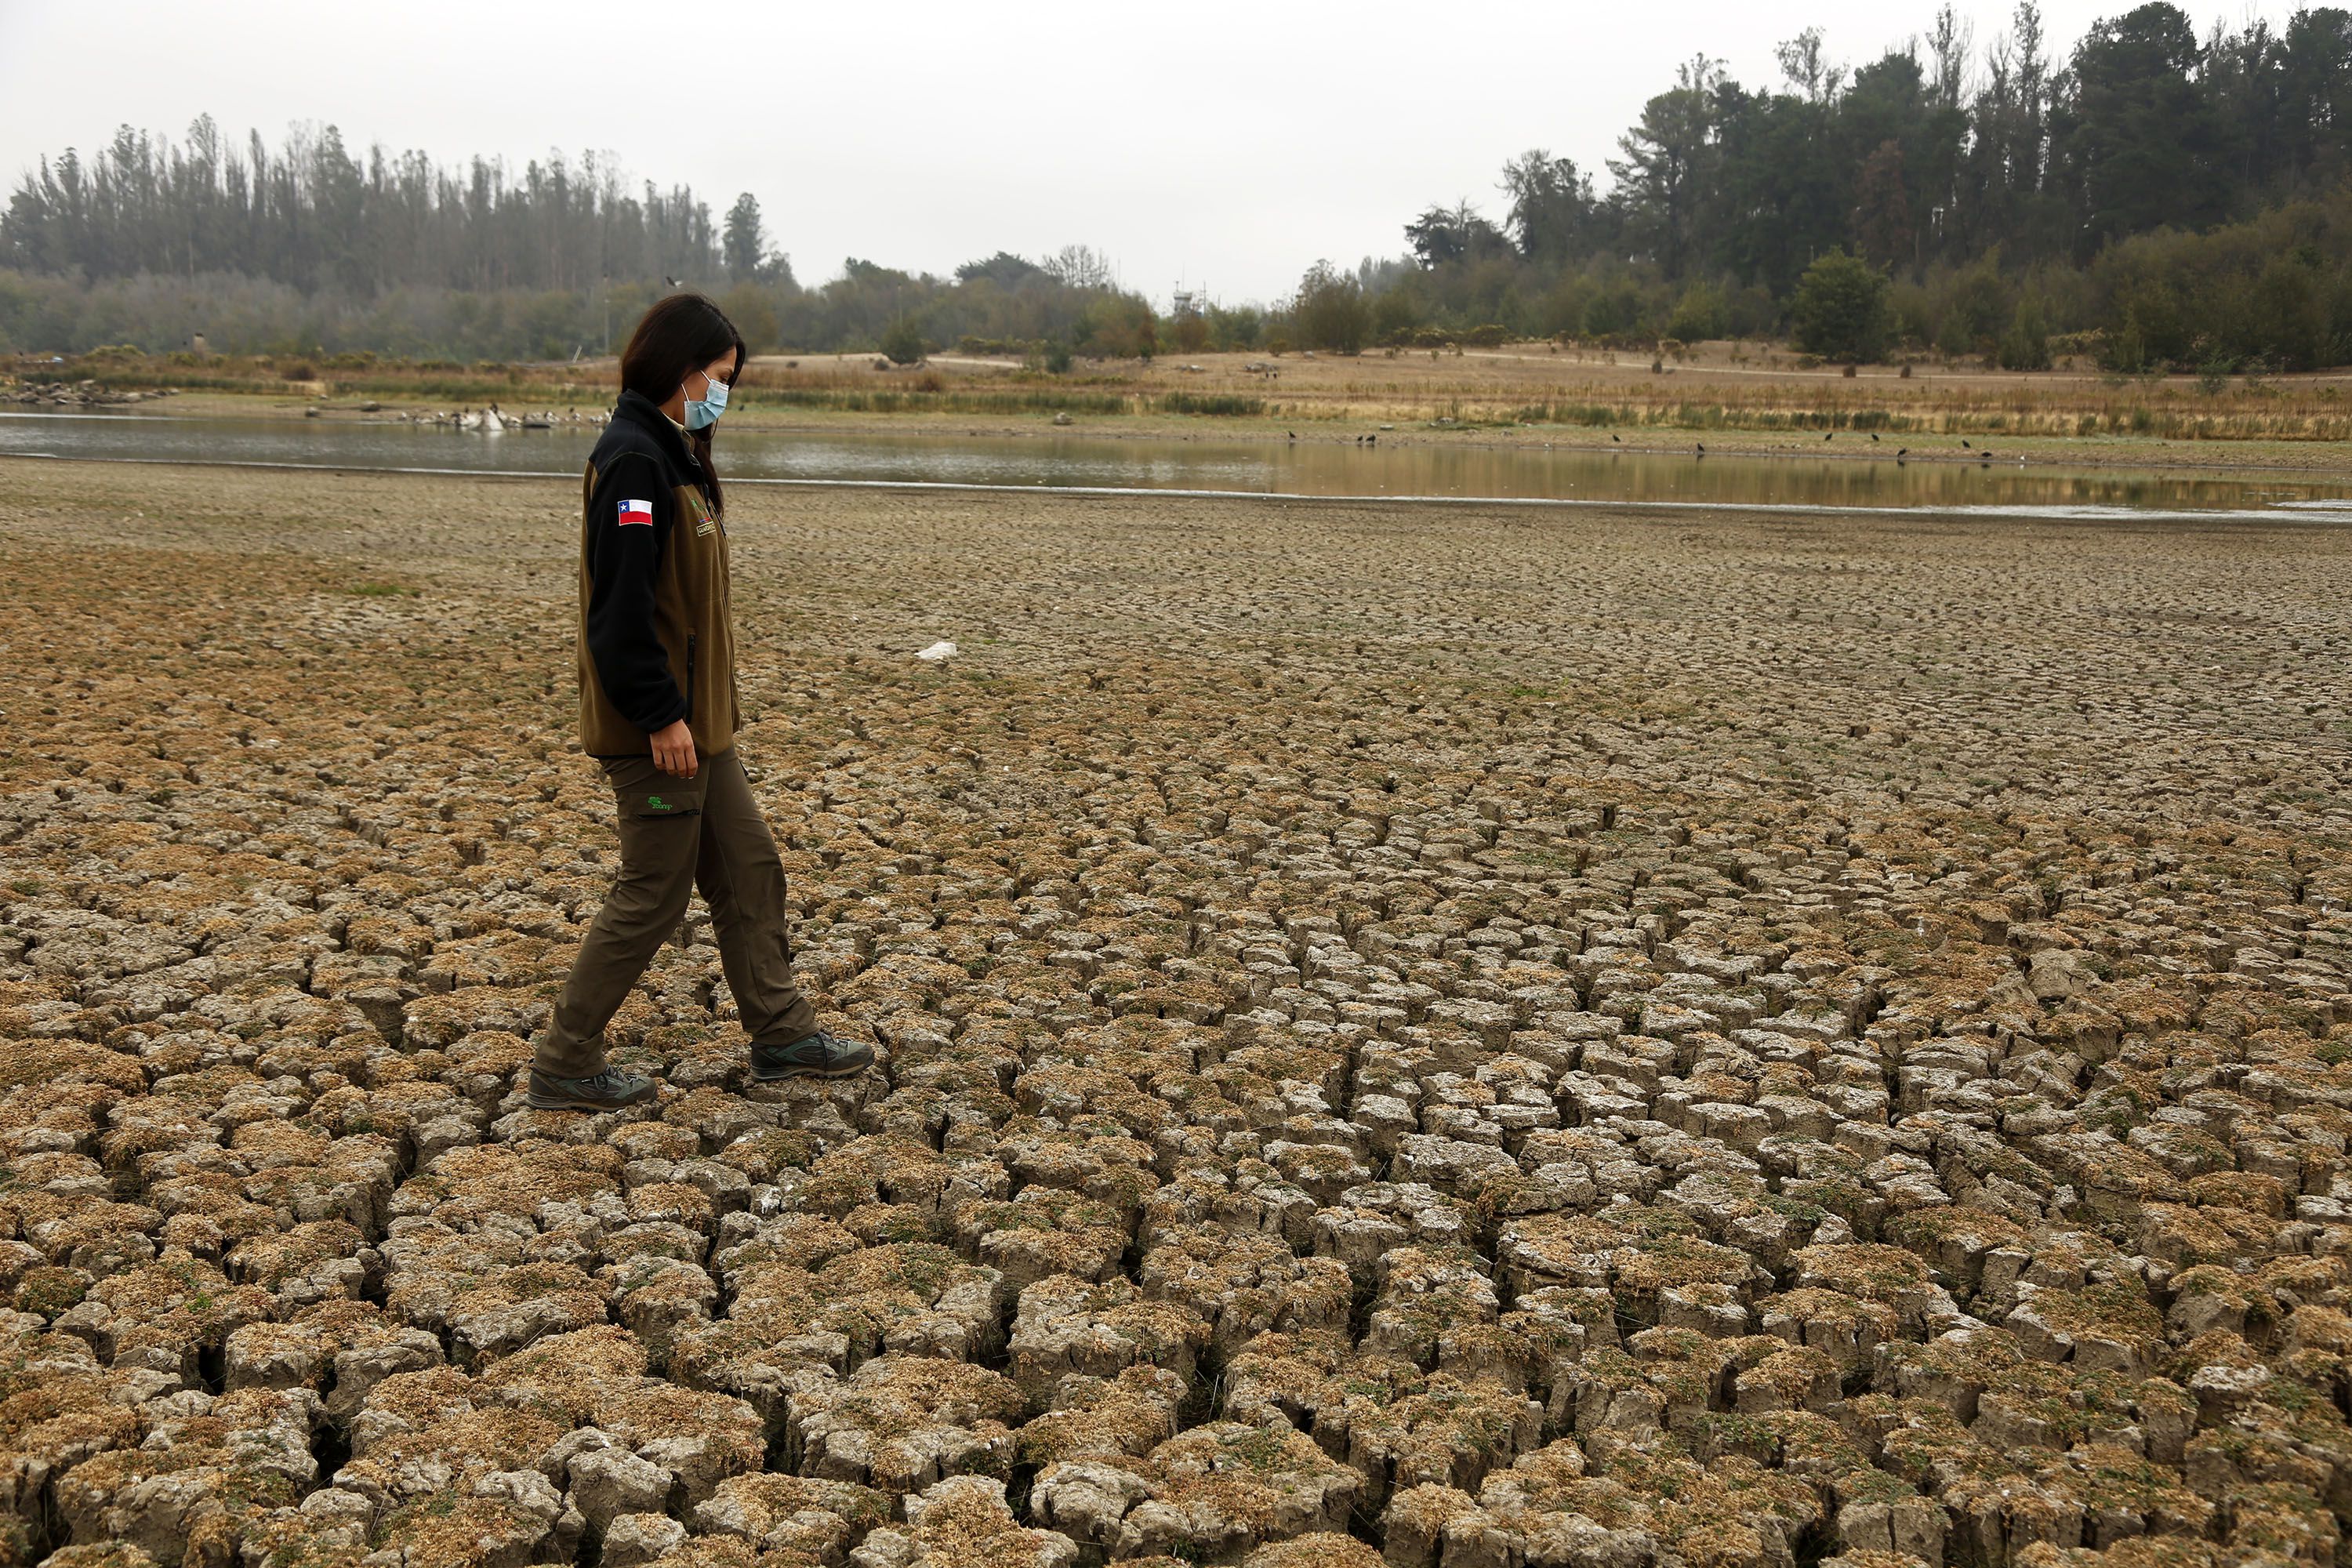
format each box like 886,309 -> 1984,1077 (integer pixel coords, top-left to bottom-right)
0,122 -> 1157,362
1298,2 -> 2352,370
10,2 -> 2352,373
2,118 -> 720,295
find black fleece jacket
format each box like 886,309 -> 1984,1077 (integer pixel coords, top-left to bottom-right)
582,390 -> 709,734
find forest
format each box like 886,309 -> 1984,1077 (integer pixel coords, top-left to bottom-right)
7,2 -> 2352,372
1363,0 -> 2352,371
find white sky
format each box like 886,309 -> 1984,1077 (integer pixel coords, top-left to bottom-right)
0,0 -> 2307,306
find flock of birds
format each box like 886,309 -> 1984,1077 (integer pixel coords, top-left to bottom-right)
440,404 -> 601,431
1686,432 -> 2005,465
1276,425 -> 2015,466
372,404 -> 605,431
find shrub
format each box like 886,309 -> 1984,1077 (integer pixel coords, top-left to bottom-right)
1664,282 -> 1727,343
1582,281 -> 1646,339
2118,281 -> 2191,368
1790,250 -> 1893,362
1998,298 -> 2053,370
1207,303 -> 1264,350
1294,262 -> 1371,354
1158,391 -> 1265,416
1936,260 -> 2009,358
1372,285 -> 1425,343
880,318 -> 926,365
1076,296 -> 1159,359
2243,252 -> 2329,369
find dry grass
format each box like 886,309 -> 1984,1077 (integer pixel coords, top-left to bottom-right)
31,340 -> 2352,446
737,343 -> 2352,442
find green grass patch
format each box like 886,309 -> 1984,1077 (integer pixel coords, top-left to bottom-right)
1154,390 -> 1265,416
748,387 -> 1131,416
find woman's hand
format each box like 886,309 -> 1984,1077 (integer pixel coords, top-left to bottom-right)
650,720 -> 699,779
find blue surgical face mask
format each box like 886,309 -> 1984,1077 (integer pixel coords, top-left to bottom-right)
684,371 -> 729,430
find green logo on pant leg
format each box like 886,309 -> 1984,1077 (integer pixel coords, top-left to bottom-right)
648,796 -> 669,810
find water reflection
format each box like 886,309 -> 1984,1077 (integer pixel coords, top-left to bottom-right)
2,411 -> 2347,517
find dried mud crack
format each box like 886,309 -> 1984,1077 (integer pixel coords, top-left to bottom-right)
2,457 -> 2351,1568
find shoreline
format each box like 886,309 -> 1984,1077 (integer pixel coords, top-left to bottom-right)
16,394 -> 2352,484
20,337 -> 2352,477
1,454 -> 2341,534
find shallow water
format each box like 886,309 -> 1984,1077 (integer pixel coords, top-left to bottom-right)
5,409 -> 2349,519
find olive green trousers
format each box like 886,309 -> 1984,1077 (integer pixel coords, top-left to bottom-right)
535,747 -> 818,1079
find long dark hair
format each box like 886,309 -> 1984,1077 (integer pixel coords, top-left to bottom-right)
619,292 -> 746,514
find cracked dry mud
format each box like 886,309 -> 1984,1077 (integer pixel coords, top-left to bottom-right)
2,455 -> 2351,1568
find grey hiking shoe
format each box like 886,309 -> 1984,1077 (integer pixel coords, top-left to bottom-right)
749,1029 -> 874,1081
525,1065 -> 658,1112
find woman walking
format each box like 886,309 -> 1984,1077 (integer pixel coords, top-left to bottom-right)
529,293 -> 870,1112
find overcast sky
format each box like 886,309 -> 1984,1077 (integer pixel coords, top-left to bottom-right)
0,0 -> 2307,305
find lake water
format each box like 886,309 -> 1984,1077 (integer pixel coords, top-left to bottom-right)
5,409 -> 2350,520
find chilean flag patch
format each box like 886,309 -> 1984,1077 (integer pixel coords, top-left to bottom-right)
617,498 -> 653,527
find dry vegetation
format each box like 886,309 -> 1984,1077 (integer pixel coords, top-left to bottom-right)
2,459 -> 2351,1568
35,343 -> 2352,452
858,345 -> 2352,443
